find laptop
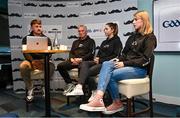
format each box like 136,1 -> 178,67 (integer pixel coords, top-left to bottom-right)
26,36 -> 48,50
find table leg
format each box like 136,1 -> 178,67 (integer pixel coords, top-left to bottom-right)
44,54 -> 51,116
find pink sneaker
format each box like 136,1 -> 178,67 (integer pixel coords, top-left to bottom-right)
88,90 -> 96,102
102,103 -> 124,114
80,99 -> 105,112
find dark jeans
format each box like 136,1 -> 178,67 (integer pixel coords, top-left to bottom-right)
57,60 -> 79,84
79,61 -> 102,88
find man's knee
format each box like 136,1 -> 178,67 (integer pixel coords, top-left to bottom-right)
57,61 -> 68,70
80,61 -> 91,69
19,60 -> 31,70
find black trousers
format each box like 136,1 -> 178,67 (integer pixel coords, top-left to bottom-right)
79,61 -> 102,89
57,61 -> 79,84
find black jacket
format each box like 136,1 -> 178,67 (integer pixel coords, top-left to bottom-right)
119,32 -> 157,67
22,32 -> 51,61
69,35 -> 95,61
97,35 -> 123,64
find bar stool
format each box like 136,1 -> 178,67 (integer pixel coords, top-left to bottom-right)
118,54 -> 155,117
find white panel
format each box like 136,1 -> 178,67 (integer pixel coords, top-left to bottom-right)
154,0 -> 180,51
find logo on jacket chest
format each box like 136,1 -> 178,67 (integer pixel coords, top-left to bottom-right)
78,43 -> 84,47
103,44 -> 110,48
132,41 -> 137,46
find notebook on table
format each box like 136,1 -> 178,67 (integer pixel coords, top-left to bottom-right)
26,36 -> 48,50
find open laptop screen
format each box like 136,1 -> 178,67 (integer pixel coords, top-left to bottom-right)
26,36 -> 48,50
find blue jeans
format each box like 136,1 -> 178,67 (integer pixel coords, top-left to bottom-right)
97,60 -> 147,100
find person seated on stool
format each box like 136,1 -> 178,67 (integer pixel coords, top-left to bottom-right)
80,10 -> 157,114
19,19 -> 55,101
57,25 -> 95,95
66,22 -> 123,97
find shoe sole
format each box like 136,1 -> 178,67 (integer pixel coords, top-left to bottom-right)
63,85 -> 75,95
102,106 -> 124,114
80,104 -> 105,112
26,96 -> 34,102
66,92 -> 84,96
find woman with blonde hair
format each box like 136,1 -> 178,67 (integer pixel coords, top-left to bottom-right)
80,10 -> 157,114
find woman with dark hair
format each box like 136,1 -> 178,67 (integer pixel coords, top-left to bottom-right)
65,22 -> 123,96
80,11 -> 157,114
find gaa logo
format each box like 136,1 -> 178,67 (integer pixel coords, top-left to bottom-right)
162,19 -> 180,28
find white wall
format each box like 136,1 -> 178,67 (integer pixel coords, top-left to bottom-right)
138,0 -> 180,105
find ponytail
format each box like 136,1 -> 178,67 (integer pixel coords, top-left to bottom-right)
106,22 -> 118,36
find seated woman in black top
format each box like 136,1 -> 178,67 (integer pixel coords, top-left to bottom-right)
65,22 -> 123,96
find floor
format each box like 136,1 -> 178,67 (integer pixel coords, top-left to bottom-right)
0,87 -> 180,117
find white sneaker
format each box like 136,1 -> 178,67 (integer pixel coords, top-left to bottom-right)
66,85 -> 84,96
79,99 -> 105,111
88,90 -> 96,102
63,83 -> 75,95
27,88 -> 34,101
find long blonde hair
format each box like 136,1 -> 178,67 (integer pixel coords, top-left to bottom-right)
134,11 -> 153,35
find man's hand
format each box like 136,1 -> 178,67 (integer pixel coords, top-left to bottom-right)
114,61 -> 124,68
24,53 -> 33,61
32,60 -> 44,70
70,58 -> 82,65
94,57 -> 99,64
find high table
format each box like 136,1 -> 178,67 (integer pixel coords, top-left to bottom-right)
23,50 -> 69,116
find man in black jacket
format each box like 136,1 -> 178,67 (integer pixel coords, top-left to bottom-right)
57,25 -> 95,95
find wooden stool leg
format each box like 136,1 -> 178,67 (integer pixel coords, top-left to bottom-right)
127,98 -> 132,117
25,89 -> 29,112
132,97 -> 135,112
67,96 -> 70,105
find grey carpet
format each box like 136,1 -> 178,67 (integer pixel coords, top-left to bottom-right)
0,88 -> 180,117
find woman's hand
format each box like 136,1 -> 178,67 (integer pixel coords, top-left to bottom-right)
94,57 -> 99,64
74,58 -> 82,64
70,58 -> 82,65
114,61 -> 124,68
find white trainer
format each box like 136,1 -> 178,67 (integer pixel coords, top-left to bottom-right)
63,83 -> 75,95
66,85 -> 84,96
88,90 -> 96,102
27,88 -> 34,101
